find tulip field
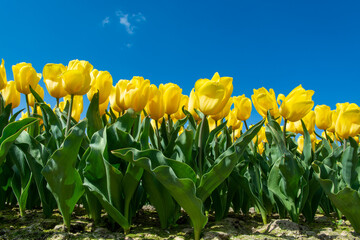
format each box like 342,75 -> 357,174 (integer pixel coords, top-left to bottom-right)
1,59 -> 360,239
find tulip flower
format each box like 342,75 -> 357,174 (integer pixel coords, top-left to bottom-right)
0,59 -> 7,90
297,133 -> 316,153
252,87 -> 280,119
335,102 -> 360,139
160,83 -> 182,116
109,86 -> 122,114
1,81 -> 20,109
87,69 -> 113,104
278,85 -> 314,122
172,94 -> 189,120
13,62 -> 42,95
258,142 -> 265,155
62,60 -> 93,96
293,110 -> 316,135
233,95 -> 252,121
211,97 -> 233,122
28,84 -> 44,107
123,76 -> 150,112
314,105 -> 332,130
145,84 -> 165,121
115,80 -> 130,112
188,88 -> 201,121
194,72 -> 233,116
43,63 -> 67,104
226,108 -> 242,131
327,110 -> 338,133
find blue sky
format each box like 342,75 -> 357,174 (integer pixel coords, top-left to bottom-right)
1,0 -> 359,123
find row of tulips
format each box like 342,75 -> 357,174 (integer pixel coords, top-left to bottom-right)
0,59 -> 360,240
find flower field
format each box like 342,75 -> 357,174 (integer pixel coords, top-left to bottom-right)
0,59 -> 360,240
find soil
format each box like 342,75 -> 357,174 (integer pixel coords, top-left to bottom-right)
0,205 -> 359,240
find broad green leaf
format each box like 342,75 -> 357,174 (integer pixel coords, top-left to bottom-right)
42,120 -> 87,228
0,118 -> 39,167
341,137 -> 359,189
0,104 -> 12,134
86,92 -> 104,139
196,119 -> 265,202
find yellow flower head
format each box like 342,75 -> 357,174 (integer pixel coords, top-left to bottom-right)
13,62 -> 41,95
43,63 -> 67,99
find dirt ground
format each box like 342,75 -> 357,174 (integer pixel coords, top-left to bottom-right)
0,205 -> 359,240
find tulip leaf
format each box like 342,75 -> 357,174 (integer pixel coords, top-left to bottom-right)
112,148 -> 205,240
0,117 -> 39,167
196,119 -> 265,202
139,116 -> 151,150
312,162 -> 360,233
341,137 -> 359,189
83,127 -> 130,232
9,108 -> 25,123
0,104 -> 12,134
42,120 -> 87,228
29,85 -> 45,104
204,120 -> 227,162
175,129 -> 194,166
113,109 -> 137,133
86,92 -> 103,139
301,120 -> 312,166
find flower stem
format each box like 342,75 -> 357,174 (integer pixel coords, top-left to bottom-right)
56,98 -> 60,108
65,95 -> 74,136
244,120 -> 249,131
198,115 -> 206,176
155,119 -> 161,150
283,118 -> 288,146
25,94 -> 31,116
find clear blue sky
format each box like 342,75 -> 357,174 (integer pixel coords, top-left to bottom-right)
1,0 -> 359,123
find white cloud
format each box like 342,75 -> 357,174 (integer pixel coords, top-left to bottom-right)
102,17 -> 110,26
116,10 -> 146,34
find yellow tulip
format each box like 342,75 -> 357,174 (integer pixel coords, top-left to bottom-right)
194,72 -> 232,116
278,85 -> 314,122
20,111 -> 28,120
314,105 -> 332,130
172,94 -> 189,120
0,59 -> 7,90
115,80 -> 130,112
256,126 -> 267,143
251,87 -> 279,118
43,63 -> 67,99
211,97 -> 233,121
12,62 -> 41,95
109,86 -> 122,113
187,88 -> 201,121
226,108 -> 242,130
62,60 -> 93,95
1,81 -> 20,109
293,110 -> 316,135
28,84 -> 44,107
297,133 -> 316,153
60,95 -> 83,122
286,121 -> 298,134
99,98 -> 109,116
123,76 -> 150,112
208,116 -> 217,132
335,102 -> 360,139
87,69 -> 113,104
233,94 -> 252,121
322,131 -> 338,142
258,142 -> 265,155
145,84 -> 165,121
160,83 -> 182,115
327,110 -> 338,133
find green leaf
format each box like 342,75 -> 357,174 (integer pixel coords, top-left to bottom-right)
0,104 -> 12,134
341,137 -> 359,189
196,119 -> 265,202
86,92 -> 104,139
112,148 -> 205,240
0,118 -> 39,167
83,127 -> 130,232
42,120 -> 87,228
301,120 -> 312,166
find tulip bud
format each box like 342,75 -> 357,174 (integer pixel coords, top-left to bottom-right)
294,110 -> 316,135
123,77 -> 150,112
188,88 -> 201,121
335,103 -> 360,139
109,86 -> 121,113
314,105 -> 332,130
28,84 -> 44,107
13,62 -> 41,95
43,63 -> 67,99
327,110 -> 338,133
226,108 -> 242,130
1,81 -> 20,109
278,85 -> 314,122
87,69 -> 113,104
194,72 -> 233,116
115,80 -> 130,112
160,83 -> 182,115
233,94 -> 252,121
62,60 -> 93,96
145,84 -> 165,121
252,87 -> 279,118
0,59 -> 7,90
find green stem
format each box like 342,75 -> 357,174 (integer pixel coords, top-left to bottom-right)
244,120 -> 249,131
198,115 -> 206,176
0,93 -> 3,115
56,98 -> 60,108
25,94 -> 31,116
65,95 -> 74,136
155,119 -> 161,150
283,118 -> 288,146
232,129 -> 235,143
167,114 -> 172,138
343,138 -> 347,152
